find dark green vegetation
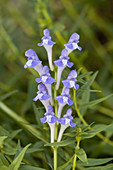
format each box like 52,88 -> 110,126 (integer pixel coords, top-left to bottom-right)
0,0 -> 113,169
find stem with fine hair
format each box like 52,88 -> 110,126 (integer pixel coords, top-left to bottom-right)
73,137 -> 80,170
53,66 -> 58,170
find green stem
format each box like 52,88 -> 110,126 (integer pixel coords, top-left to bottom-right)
53,66 -> 58,170
54,147 -> 57,170
72,137 -> 80,170
73,88 -> 113,147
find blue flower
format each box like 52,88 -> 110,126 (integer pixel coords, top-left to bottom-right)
54,49 -> 74,90
33,83 -> 51,110
35,66 -> 55,84
38,29 -> 56,71
40,105 -> 58,124
62,70 -> 79,90
55,87 -> 74,118
64,33 -> 82,54
57,108 -> 76,142
40,105 -> 58,143
24,49 -> 43,75
35,66 -> 55,104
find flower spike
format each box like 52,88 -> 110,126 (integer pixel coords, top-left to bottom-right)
64,33 -> 82,54
40,105 -> 58,143
54,49 -> 74,90
33,83 -> 51,111
24,49 -> 43,75
38,29 -> 56,71
57,108 -> 76,142
62,70 -> 79,90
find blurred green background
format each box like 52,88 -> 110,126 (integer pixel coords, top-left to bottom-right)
0,0 -> 113,154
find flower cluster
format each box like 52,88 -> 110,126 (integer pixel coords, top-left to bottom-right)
24,29 -> 81,142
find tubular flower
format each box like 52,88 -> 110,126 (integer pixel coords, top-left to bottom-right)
57,108 -> 76,142
55,87 -> 74,118
35,66 -> 55,104
64,33 -> 82,55
62,70 -> 79,90
24,49 -> 43,75
33,83 -> 51,111
38,29 -> 56,71
40,105 -> 58,143
54,49 -> 74,90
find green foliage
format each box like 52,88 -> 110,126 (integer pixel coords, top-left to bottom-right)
9,144 -> 31,170
0,0 -> 113,169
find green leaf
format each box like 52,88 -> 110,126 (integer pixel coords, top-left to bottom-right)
33,103 -> 44,127
44,148 -> 53,169
77,71 -> 98,98
84,163 -> 113,170
0,153 -> 9,166
44,139 -> 75,147
81,124 -> 111,139
80,94 -> 113,108
0,166 -> 10,170
0,101 -> 48,143
0,136 -> 8,147
19,165 -> 46,170
76,148 -> 88,163
78,71 -> 93,79
77,158 -> 113,167
26,141 -> 44,153
57,155 -> 74,170
9,144 -> 31,170
0,90 -> 18,101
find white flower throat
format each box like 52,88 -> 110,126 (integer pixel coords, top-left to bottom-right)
42,76 -> 48,82
70,80 -> 75,88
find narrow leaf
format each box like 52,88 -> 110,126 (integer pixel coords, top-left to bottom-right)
0,136 -> 8,147
80,94 -> 113,108
76,148 -> 88,163
57,155 -> 74,170
77,158 -> 113,167
44,139 -> 75,147
0,90 -> 18,101
9,144 -> 31,170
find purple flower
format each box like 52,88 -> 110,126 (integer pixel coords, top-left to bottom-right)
57,108 -> 76,142
38,29 -> 56,71
64,33 -> 82,54
62,70 -> 79,90
24,49 -> 43,75
35,66 -> 55,104
33,83 -> 51,110
40,105 -> 58,143
40,105 -> 58,124
54,49 -> 74,90
55,87 -> 74,118
35,66 -> 55,84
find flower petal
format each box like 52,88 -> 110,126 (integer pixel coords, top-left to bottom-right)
55,96 -> 64,103
25,49 -> 38,59
58,118 -> 66,125
70,120 -> 76,127
67,98 -> 74,105
45,77 -> 55,84
62,80 -> 72,88
40,94 -> 51,100
35,78 -> 41,83
54,59 -> 64,67
40,117 -> 47,123
67,61 -> 74,68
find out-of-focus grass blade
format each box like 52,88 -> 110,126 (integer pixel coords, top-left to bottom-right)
0,101 -> 48,143
0,90 -> 18,101
80,94 -> 113,108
